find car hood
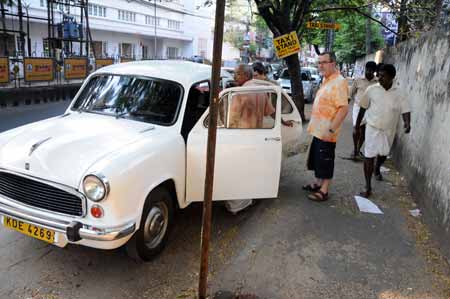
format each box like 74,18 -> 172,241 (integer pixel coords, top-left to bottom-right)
0,112 -> 157,188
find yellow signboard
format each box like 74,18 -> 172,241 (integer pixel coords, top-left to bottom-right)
95,58 -> 114,70
0,57 -> 9,84
120,57 -> 134,63
64,57 -> 88,80
24,58 -> 55,82
273,31 -> 301,59
306,21 -> 341,30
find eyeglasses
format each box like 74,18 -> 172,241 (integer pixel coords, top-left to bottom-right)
318,61 -> 332,65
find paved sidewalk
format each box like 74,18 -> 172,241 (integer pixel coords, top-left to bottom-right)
208,106 -> 450,299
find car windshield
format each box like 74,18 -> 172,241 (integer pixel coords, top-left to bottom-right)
71,75 -> 183,126
305,68 -> 318,75
280,69 -> 309,81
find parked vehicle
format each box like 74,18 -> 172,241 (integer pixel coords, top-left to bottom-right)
0,61 -> 303,261
302,66 -> 321,91
275,68 -> 315,103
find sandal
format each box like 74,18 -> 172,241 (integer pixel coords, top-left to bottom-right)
302,183 -> 321,192
359,189 -> 372,198
307,190 -> 329,202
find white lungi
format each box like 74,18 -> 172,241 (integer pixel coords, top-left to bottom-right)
225,199 -> 253,214
352,105 -> 366,127
364,125 -> 395,158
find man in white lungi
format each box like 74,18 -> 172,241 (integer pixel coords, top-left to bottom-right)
354,64 -> 411,197
349,61 -> 378,160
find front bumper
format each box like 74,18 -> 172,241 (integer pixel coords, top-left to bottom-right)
0,198 -> 135,248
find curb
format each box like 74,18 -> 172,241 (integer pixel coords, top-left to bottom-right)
0,84 -> 81,110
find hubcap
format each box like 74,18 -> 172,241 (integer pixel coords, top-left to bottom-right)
143,202 -> 168,249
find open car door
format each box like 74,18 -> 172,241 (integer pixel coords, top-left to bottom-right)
186,85 -> 282,202
280,91 -> 303,157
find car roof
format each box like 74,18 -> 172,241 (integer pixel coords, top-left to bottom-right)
93,60 -> 229,87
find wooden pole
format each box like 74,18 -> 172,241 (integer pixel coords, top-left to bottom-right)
198,0 -> 226,298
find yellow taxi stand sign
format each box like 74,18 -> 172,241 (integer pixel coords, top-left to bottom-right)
273,31 -> 301,59
306,21 -> 341,30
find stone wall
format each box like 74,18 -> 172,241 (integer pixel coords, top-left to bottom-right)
381,28 -> 450,256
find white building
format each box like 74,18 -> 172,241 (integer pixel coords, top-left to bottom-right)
0,0 -> 214,60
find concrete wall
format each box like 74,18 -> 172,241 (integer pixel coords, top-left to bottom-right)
382,28 -> 450,256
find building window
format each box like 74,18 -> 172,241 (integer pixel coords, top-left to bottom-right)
118,10 -> 136,22
42,38 -> 50,57
168,20 -> 181,30
166,47 -> 178,59
88,4 -> 107,17
120,43 -> 135,58
145,15 -> 160,26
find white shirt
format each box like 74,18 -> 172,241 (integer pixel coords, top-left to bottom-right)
350,77 -> 378,106
359,83 -> 410,131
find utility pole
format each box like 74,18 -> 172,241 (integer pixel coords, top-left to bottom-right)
198,0 -> 226,297
154,0 -> 157,58
24,3 -> 31,57
17,0 -> 25,57
1,1 -> 8,56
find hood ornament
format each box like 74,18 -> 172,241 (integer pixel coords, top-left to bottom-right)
29,137 -> 52,156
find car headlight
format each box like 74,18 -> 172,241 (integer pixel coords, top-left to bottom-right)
83,174 -> 109,202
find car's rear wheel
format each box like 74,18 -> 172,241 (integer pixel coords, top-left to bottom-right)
126,187 -> 174,261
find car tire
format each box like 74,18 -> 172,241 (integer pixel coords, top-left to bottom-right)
126,187 -> 174,261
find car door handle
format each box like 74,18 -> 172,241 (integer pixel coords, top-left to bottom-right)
265,137 -> 281,142
285,120 -> 301,124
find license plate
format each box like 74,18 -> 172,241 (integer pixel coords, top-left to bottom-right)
3,216 -> 55,244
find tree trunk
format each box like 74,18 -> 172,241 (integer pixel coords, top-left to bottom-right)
284,53 -> 306,121
398,0 -> 408,41
365,3 -> 372,54
433,0 -> 443,28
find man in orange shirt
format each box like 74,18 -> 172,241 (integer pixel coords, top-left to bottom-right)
304,52 -> 349,201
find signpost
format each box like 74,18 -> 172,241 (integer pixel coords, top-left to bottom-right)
64,57 -> 88,80
24,58 -> 55,82
273,31 -> 301,59
306,21 -> 341,30
95,58 -> 114,70
0,57 -> 9,84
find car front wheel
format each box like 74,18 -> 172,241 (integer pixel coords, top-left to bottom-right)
126,187 -> 174,261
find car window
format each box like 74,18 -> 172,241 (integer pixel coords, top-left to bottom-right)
280,69 -> 290,79
205,90 -> 278,129
72,75 -> 183,126
301,72 -> 309,81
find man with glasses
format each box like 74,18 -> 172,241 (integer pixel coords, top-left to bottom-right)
304,52 -> 349,202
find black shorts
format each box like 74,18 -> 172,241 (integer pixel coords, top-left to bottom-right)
307,137 -> 336,179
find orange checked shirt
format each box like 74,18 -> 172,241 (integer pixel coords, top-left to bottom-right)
307,71 -> 349,143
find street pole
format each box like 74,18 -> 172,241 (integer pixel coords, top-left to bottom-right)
198,0 -> 226,298
25,5 -> 31,57
154,0 -> 157,58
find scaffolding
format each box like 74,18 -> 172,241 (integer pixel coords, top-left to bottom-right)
0,0 -> 94,58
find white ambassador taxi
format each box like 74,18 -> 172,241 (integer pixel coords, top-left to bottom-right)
0,60 -> 302,261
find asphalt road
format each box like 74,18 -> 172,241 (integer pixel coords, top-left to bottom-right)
0,101 -> 70,133
0,103 -> 448,299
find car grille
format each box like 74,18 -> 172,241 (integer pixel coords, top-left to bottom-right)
0,171 -> 84,216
